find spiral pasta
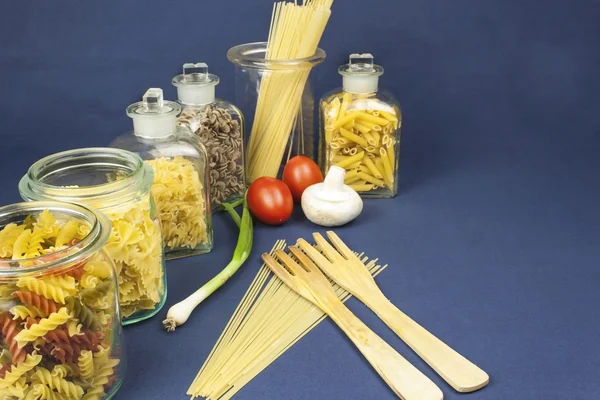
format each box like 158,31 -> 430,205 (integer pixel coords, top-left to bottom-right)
77,351 -> 94,382
15,308 -> 71,348
31,367 -> 84,399
0,353 -> 42,388
16,278 -> 70,304
0,210 -> 121,399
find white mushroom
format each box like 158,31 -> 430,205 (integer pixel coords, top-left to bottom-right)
301,166 -> 363,227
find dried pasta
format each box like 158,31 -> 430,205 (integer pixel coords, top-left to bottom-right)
188,239 -> 388,399
145,156 -> 210,255
101,193 -> 165,318
322,92 -> 400,195
0,210 -> 121,400
245,0 -> 334,181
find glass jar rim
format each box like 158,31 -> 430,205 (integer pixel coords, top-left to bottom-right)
227,42 -> 326,70
0,201 -> 111,277
19,147 -> 154,209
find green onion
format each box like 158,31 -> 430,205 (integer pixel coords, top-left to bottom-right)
163,198 -> 253,332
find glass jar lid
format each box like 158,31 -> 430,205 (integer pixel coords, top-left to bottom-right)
172,63 -> 220,105
338,53 -> 384,94
127,88 -> 180,138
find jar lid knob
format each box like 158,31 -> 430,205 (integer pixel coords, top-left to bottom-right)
142,88 -> 165,113
339,53 -> 384,95
349,53 -> 375,73
183,63 -> 211,83
127,88 -> 180,139
173,62 -> 219,105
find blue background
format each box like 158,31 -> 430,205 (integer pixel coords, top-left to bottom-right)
1,0 -> 600,399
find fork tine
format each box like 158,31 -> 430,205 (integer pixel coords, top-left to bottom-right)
289,246 -> 320,273
312,233 -> 346,261
261,253 -> 300,292
326,231 -> 357,260
274,249 -> 311,276
297,238 -> 334,269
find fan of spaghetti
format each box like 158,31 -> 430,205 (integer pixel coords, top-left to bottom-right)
246,0 -> 334,182
187,240 -> 387,400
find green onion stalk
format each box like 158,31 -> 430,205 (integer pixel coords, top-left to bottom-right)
163,198 -> 253,331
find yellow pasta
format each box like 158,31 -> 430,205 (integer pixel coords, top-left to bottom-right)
188,240 -> 388,399
14,308 -> 71,348
334,151 -> 364,169
353,111 -> 389,126
339,128 -> 368,147
361,155 -> 383,178
357,171 -> 386,187
349,183 -> 375,192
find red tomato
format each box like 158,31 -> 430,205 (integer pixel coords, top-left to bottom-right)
282,156 -> 324,203
247,177 -> 294,225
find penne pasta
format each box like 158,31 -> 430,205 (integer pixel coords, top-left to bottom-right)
335,151 -> 364,169
340,128 -> 368,148
336,92 -> 353,122
380,148 -> 394,187
330,113 -> 356,131
379,110 -> 398,122
342,120 -> 355,130
353,111 -> 389,126
353,123 -> 372,135
363,132 -> 377,146
371,130 -> 381,145
344,175 -> 362,185
357,171 -> 387,187
344,168 -> 360,181
349,183 -> 375,192
362,155 -> 383,178
347,161 -> 362,170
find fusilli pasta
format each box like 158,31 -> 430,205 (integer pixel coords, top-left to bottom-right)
0,210 -> 121,400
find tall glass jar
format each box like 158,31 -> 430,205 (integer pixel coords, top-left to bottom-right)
227,42 -> 325,183
19,148 -> 166,325
0,201 -> 125,399
319,54 -> 402,198
109,88 -> 213,259
173,63 -> 245,209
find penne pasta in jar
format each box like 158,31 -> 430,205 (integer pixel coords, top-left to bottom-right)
319,54 -> 401,198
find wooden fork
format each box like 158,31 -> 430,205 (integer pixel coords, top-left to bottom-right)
262,248 -> 443,400
297,232 -> 489,393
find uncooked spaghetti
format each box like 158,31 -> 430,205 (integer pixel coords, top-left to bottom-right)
246,0 -> 334,182
187,239 -> 387,399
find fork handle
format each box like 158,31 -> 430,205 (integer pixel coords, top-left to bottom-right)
323,300 -> 443,400
366,291 -> 489,392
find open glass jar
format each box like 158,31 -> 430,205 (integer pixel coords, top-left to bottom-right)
227,42 -> 325,183
173,63 -> 245,209
110,88 -> 213,259
19,148 -> 166,324
0,201 -> 125,399
319,54 -> 402,198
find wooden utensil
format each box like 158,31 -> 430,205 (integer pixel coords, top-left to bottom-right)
297,232 -> 489,393
262,248 -> 443,400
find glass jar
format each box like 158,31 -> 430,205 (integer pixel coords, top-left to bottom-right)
0,201 -> 125,399
319,54 -> 402,198
227,42 -> 325,183
19,148 -> 166,325
110,88 -> 213,259
173,63 -> 245,209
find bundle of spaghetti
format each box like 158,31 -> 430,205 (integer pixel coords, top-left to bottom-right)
246,0 -> 334,182
187,239 -> 387,400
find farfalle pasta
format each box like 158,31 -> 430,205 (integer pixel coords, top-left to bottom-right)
146,156 -> 212,258
0,208 -> 123,400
